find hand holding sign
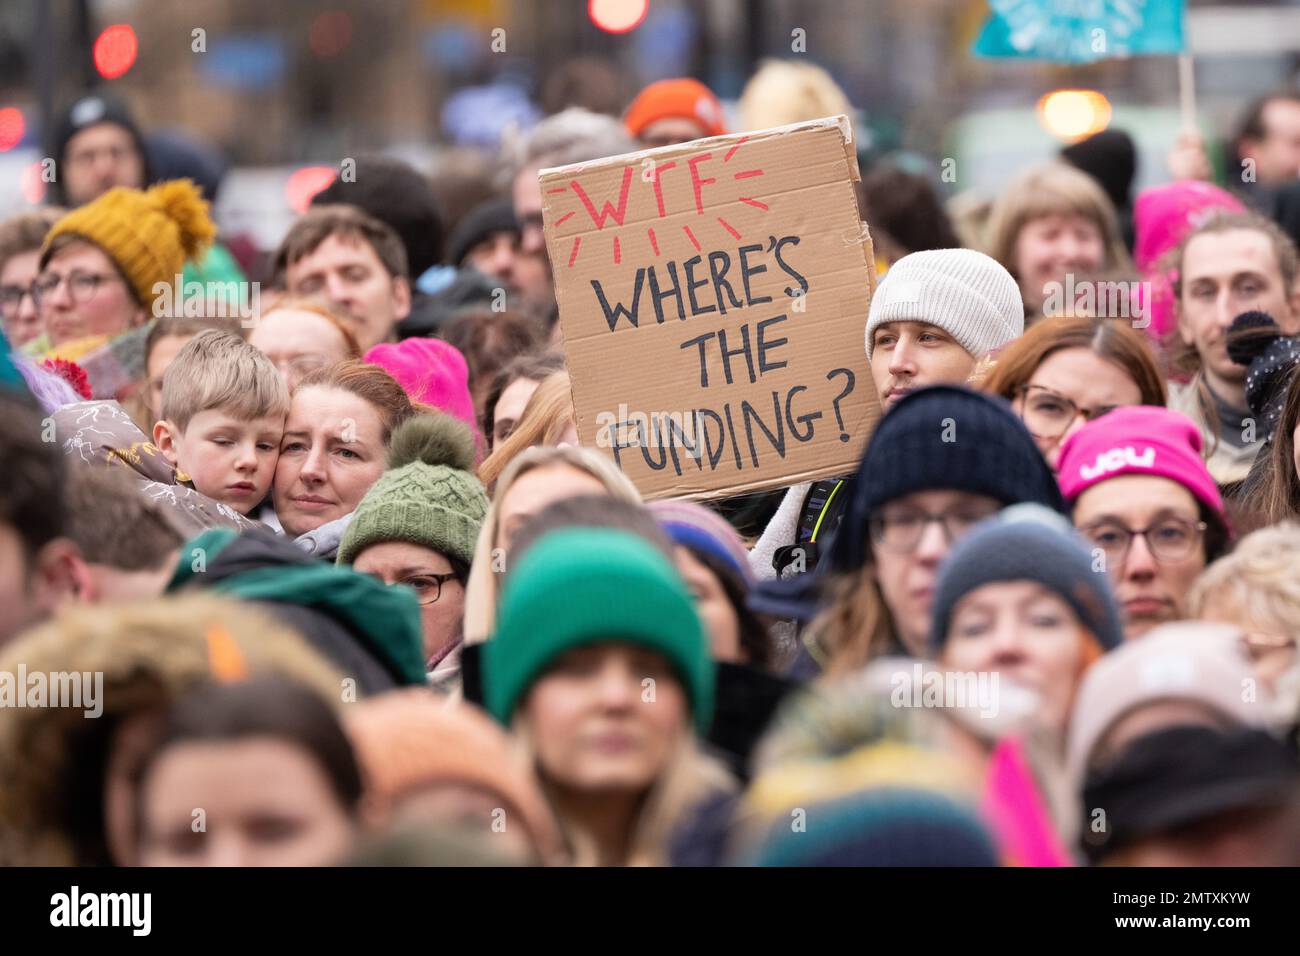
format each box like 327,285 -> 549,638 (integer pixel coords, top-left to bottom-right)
542,116 -> 880,500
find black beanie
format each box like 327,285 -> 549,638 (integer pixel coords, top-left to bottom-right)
1061,128 -> 1136,213
828,386 -> 1065,575
446,198 -> 520,267
1080,725 -> 1300,864
310,155 -> 445,277
47,92 -> 152,206
747,386 -> 1064,624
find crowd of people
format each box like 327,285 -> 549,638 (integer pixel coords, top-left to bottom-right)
2,60 -> 1300,867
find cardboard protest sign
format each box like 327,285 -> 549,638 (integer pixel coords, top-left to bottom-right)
542,115 -> 878,500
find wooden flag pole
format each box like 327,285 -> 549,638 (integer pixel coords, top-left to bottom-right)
1178,52 -> 1197,131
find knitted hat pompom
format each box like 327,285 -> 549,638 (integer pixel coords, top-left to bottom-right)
387,413 -> 476,473
1226,310 -> 1279,367
42,178 -> 218,307
148,179 -> 216,261
337,412 -> 487,568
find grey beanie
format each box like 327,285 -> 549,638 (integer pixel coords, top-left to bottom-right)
865,248 -> 1024,359
929,503 -> 1123,653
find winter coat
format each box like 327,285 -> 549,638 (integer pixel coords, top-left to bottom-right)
748,481 -> 810,581
0,594 -> 341,866
1167,377 -> 1259,488
293,512 -> 354,561
52,399 -> 255,538
166,528 -> 428,694
427,640 -> 462,694
709,662 -> 800,783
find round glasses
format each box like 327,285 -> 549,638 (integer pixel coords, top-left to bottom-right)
391,571 -> 459,606
0,284 -> 36,318
1017,384 -> 1118,442
868,505 -> 1001,554
1079,517 -> 1207,565
30,271 -> 122,308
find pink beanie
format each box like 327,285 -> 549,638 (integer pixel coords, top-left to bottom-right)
365,338 -> 477,432
1134,181 -> 1246,273
1133,182 -> 1246,341
1056,405 -> 1226,525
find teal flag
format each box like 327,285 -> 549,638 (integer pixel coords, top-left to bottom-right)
0,329 -> 29,397
974,0 -> 1186,63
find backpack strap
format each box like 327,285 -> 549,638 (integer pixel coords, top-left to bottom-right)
773,477 -> 851,575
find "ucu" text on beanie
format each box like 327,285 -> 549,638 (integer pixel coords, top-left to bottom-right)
1056,406 -> 1226,526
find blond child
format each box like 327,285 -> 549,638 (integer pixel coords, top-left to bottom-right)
144,315 -> 246,422
153,329 -> 289,514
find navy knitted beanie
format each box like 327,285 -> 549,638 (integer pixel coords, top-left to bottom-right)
929,504 -> 1123,653
829,385 -> 1065,574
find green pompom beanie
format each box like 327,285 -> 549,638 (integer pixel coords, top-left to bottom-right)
337,414 -> 488,567
485,527 -> 715,734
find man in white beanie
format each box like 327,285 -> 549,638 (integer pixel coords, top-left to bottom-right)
749,248 -> 1025,584
866,247 -> 1024,412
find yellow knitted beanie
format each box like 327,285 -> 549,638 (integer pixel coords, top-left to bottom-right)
41,179 -> 216,307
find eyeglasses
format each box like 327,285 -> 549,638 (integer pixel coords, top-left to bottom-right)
1079,517 -> 1207,565
30,271 -> 123,308
0,284 -> 35,318
391,571 -> 459,606
1017,385 -> 1118,442
869,505 -> 1001,554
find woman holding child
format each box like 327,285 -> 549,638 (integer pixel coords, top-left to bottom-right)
147,336 -> 425,558
55,339 -> 419,560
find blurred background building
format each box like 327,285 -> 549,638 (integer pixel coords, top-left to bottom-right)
1,0 -> 1297,237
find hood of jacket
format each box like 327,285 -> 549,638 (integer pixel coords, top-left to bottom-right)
168,528 -> 426,690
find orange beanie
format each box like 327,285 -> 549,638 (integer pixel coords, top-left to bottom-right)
624,78 -> 727,139
345,690 -> 564,864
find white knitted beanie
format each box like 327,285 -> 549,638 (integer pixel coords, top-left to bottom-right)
864,248 -> 1024,359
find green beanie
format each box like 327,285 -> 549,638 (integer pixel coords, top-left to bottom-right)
337,414 -> 488,567
485,527 -> 714,734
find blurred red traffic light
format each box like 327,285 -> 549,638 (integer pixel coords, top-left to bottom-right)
0,108 -> 24,152
93,24 -> 138,79
21,162 -> 47,204
589,0 -> 648,34
309,11 -> 354,58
